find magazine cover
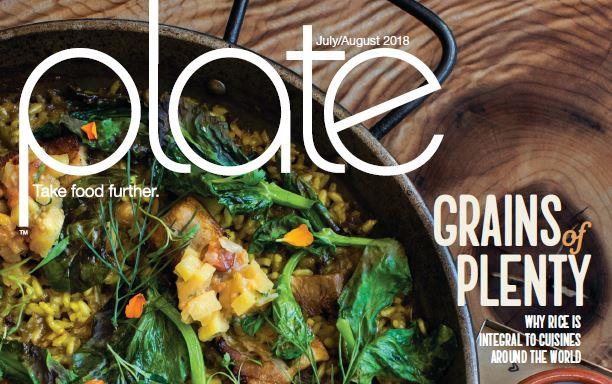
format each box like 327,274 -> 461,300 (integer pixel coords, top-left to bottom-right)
0,0 -> 609,383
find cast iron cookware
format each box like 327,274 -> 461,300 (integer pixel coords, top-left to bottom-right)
0,1 -> 478,382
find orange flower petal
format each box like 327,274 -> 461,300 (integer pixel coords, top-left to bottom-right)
85,380 -> 105,384
81,121 -> 98,140
281,224 -> 314,247
125,293 -> 146,319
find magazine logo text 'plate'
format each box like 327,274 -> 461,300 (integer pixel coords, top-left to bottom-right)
18,0 -> 441,227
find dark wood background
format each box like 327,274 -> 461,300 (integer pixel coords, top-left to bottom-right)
1,0 -> 610,367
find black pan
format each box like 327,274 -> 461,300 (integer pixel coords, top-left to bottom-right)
0,2 -> 478,382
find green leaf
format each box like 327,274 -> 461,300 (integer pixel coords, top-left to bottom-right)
337,240 -> 411,345
60,111 -> 128,152
33,122 -> 68,141
272,251 -> 314,360
30,236 -> 70,273
173,96 -> 248,166
41,222 -> 109,293
160,97 -> 315,215
152,291 -> 206,384
43,351 -> 79,384
74,293 -> 205,384
335,240 -> 455,383
54,105 -> 149,157
239,312 -> 266,337
0,341 -> 78,384
126,301 -> 189,384
204,171 -> 273,214
0,341 -> 34,383
72,308 -> 133,381
106,344 -> 168,383
187,113 -> 249,166
355,325 -> 457,384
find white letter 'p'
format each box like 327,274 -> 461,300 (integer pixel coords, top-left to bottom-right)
19,48 -> 141,228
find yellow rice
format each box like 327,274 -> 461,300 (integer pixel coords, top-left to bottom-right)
0,91 -> 412,380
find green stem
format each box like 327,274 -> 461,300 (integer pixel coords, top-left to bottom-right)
279,250 -> 307,286
277,252 -> 321,384
315,228 -> 382,247
336,318 -> 356,353
265,182 -> 315,210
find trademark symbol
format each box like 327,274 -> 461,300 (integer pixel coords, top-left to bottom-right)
18,228 -> 29,236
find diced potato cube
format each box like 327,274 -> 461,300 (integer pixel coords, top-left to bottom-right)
176,280 -> 191,310
175,248 -> 202,280
243,261 -> 274,293
183,291 -> 221,323
176,266 -> 216,310
197,263 -> 216,285
198,311 -> 229,341
231,289 -> 256,316
229,272 -> 247,292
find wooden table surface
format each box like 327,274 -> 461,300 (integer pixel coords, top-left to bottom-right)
1,0 -> 610,367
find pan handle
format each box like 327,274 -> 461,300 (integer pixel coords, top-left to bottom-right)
223,0 -> 249,44
222,0 -> 457,140
370,0 -> 457,139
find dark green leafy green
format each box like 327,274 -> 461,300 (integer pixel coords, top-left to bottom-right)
271,251 -> 314,361
270,251 -> 321,383
183,118 -> 338,228
41,220 -> 109,293
72,308 -> 132,381
72,292 -> 205,384
179,101 -> 248,166
30,236 -> 70,273
59,107 -> 132,152
0,341 -> 78,384
0,341 -> 34,383
33,96 -> 150,157
248,214 -> 310,255
126,299 -> 188,383
336,240 -> 456,383
107,344 -> 168,383
337,240 -> 411,344
203,171 -> 314,215
152,291 -> 206,384
354,325 -> 457,384
160,97 -> 316,215
33,122 -> 66,141
43,352 -> 79,384
239,312 -> 266,337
